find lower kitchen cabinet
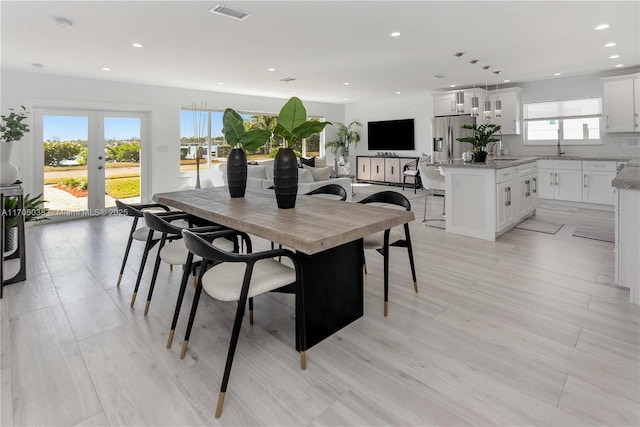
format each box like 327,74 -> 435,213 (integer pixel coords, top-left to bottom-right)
537,160 -> 582,202
583,161 -> 617,205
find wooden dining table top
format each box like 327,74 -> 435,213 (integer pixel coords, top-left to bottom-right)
153,187 -> 415,255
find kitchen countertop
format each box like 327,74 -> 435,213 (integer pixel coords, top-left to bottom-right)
613,164 -> 640,190
437,157 -> 539,170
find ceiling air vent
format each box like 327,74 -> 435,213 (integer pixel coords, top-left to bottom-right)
209,5 -> 251,21
280,77 -> 296,82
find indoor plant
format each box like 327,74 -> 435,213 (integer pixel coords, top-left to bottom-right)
272,97 -> 331,209
325,120 -> 362,173
3,193 -> 48,253
456,123 -> 501,163
1,106 -> 30,185
222,108 -> 271,197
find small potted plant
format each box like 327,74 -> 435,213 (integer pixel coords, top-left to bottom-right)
221,108 -> 271,197
456,123 -> 501,163
1,106 -> 30,185
3,193 -> 48,254
272,97 -> 332,209
325,120 -> 362,173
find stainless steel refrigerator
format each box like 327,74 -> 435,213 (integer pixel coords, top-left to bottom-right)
431,115 -> 474,162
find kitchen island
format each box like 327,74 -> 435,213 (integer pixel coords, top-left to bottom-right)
613,162 -> 640,305
440,157 -> 539,241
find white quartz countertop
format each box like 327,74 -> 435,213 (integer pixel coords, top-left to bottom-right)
437,157 -> 539,170
613,164 -> 640,190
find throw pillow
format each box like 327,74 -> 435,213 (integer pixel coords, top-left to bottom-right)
247,165 -> 267,180
300,156 -> 315,167
303,164 -> 332,181
298,168 -> 314,184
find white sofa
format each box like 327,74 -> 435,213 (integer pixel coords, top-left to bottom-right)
224,159 -> 352,201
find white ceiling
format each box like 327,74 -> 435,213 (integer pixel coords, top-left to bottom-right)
2,1 -> 639,104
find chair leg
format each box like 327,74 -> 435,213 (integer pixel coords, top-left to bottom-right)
144,237 -> 167,315
131,231 -> 155,307
168,254 -> 193,349
404,224 -> 418,293
215,277 -> 251,418
422,190 -> 429,223
117,218 -> 138,286
383,231 -> 390,317
249,297 -> 254,325
181,261 -> 207,359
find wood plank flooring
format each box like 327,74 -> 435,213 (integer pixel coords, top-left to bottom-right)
1,185 -> 638,426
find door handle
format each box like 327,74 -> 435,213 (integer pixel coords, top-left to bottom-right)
391,166 -> 394,174
532,177 -> 537,193
525,180 -> 531,197
550,172 -> 553,186
584,174 -> 588,188
98,166 -> 104,170
376,165 -> 379,174
555,173 -> 559,186
505,187 -> 509,207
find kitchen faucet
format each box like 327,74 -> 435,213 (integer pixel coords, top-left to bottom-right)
486,141 -> 497,156
557,131 -> 565,156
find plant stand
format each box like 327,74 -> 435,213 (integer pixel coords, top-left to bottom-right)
1,184 -> 26,298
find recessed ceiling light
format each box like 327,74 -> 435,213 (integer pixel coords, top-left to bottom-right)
595,24 -> 609,30
390,32 -> 401,37
449,85 -> 456,88
470,59 -> 478,64
615,64 -> 625,68
554,72 -> 562,76
55,17 -> 73,28
344,98 -> 349,101
454,52 -> 464,57
344,82 -> 350,85
604,42 -> 616,48
31,63 -> 44,69
395,91 -> 401,95
609,54 -> 620,59
102,67 -> 111,71
218,82 -> 224,85
131,43 -> 144,48
291,92 -> 297,95
503,79 -> 510,83
267,68 -> 275,72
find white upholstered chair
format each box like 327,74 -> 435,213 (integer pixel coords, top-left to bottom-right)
418,157 -> 446,223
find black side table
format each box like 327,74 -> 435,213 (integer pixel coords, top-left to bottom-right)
1,184 -> 27,298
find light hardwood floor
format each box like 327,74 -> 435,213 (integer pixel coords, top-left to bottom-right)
1,185 -> 639,426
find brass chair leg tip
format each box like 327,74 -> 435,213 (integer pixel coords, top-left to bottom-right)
384,302 -> 388,317
180,341 -> 189,359
215,392 -> 225,418
166,330 -> 175,349
301,351 -> 307,370
144,301 -> 150,315
130,292 -> 137,307
116,274 -> 123,287
413,281 -> 418,293
249,310 -> 254,326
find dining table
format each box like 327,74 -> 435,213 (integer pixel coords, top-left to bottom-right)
153,187 -> 415,350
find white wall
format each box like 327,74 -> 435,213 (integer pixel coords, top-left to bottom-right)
1,69 -> 344,198
502,67 -> 640,158
345,92 -> 434,161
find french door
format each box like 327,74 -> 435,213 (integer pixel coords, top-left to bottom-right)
34,109 -> 148,218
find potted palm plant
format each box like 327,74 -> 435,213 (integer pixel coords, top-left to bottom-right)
3,193 -> 48,254
1,106 -> 30,185
221,108 -> 271,197
325,120 -> 362,173
272,97 -> 331,209
456,123 -> 501,163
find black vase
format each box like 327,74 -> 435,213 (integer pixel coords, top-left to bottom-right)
227,147 -> 247,198
474,150 -> 488,163
274,147 -> 298,209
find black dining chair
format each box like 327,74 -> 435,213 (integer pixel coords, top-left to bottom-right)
140,211 -> 228,319
114,200 -> 170,287
180,229 -> 306,418
402,158 -> 421,193
305,184 -> 348,201
358,191 -> 418,316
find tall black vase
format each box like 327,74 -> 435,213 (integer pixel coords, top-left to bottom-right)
274,147 -> 298,209
227,147 -> 247,198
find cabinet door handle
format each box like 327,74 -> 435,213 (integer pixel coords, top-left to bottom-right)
505,188 -> 509,207
376,165 -> 379,174
606,115 -> 610,128
550,172 -> 554,186
555,172 -> 559,186
532,177 -> 537,193
391,166 -> 394,174
584,174 -> 588,188
525,180 -> 531,197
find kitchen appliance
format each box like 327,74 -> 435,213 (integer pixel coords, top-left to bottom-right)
431,115 -> 474,162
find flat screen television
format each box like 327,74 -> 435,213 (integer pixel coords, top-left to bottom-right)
367,119 -> 415,151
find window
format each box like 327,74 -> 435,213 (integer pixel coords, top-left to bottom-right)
524,98 -> 602,145
179,109 -> 326,176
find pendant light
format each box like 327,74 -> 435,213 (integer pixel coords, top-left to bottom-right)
483,84 -> 492,119
471,84 -> 479,117
455,90 -> 465,113
494,84 -> 502,117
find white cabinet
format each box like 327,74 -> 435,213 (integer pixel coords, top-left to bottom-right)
537,160 -> 582,202
357,157 -> 371,181
492,87 -> 521,135
582,161 -> 617,205
496,178 -> 515,232
370,158 -> 385,181
615,186 -> 640,305
433,89 -> 486,116
515,162 -> 537,217
384,158 -> 401,183
602,73 -> 640,133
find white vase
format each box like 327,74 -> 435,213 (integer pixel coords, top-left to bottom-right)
1,142 -> 20,185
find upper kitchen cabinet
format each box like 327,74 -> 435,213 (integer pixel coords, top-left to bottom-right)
491,87 -> 521,135
433,89 -> 486,116
602,73 -> 640,133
